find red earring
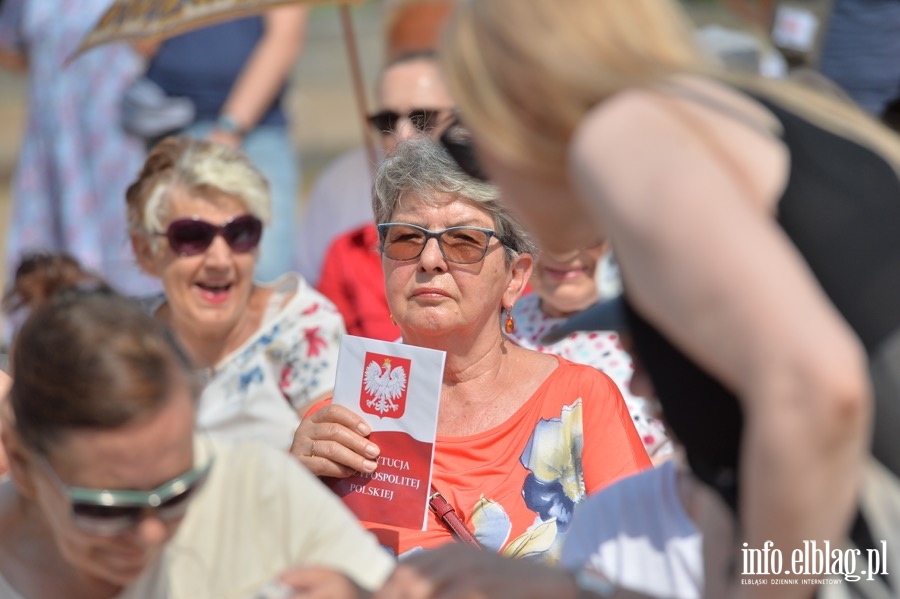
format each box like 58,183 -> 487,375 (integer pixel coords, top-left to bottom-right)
504,310 -> 515,334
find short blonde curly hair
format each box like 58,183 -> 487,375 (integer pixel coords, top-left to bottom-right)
125,136 -> 271,237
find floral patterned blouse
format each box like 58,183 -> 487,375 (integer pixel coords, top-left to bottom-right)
359,357 -> 652,561
509,293 -> 673,459
149,273 -> 345,450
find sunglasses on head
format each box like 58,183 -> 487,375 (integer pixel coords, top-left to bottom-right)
39,455 -> 214,536
367,108 -> 451,135
439,119 -> 489,182
155,214 -> 263,257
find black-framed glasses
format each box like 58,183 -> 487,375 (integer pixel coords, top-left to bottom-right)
39,455 -> 214,536
377,223 -> 509,265
367,108 -> 451,135
154,214 -> 263,257
439,119 -> 489,182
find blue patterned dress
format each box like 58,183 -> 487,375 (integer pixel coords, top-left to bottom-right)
0,0 -> 159,295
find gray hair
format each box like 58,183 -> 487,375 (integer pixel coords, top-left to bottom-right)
372,138 -> 537,263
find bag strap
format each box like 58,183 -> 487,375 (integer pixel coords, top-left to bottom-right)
429,485 -> 482,548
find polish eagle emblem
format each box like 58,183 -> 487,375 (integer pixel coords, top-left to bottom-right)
363,356 -> 408,416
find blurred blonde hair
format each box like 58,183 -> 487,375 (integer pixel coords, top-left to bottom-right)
441,0 -> 900,182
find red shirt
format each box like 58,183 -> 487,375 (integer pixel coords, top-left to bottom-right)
317,223 -> 401,341
309,357 -> 651,560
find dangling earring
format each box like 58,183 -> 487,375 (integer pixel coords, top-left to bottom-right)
504,310 -> 515,334
390,313 -> 396,326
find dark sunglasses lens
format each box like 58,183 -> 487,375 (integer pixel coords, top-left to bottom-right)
440,125 -> 489,181
223,216 -> 263,253
369,111 -> 399,133
72,502 -> 141,520
167,220 -> 216,255
70,474 -> 207,535
72,502 -> 142,534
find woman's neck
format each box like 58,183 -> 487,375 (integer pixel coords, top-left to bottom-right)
403,319 -> 508,386
174,324 -> 243,370
443,335 -> 509,388
538,298 -> 573,320
406,322 -> 555,435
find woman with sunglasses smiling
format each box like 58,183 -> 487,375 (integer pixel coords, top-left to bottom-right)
126,136 -> 345,451
0,252 -> 394,599
295,139 -> 650,560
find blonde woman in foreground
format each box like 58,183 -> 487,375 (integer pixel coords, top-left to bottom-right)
371,1 -> 900,598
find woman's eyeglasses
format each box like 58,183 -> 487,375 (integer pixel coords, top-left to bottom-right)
155,214 -> 263,257
39,455 -> 214,536
367,108 -> 451,135
439,119 -> 489,182
377,223 -> 509,265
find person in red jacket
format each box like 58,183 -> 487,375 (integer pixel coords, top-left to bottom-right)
316,50 -> 454,340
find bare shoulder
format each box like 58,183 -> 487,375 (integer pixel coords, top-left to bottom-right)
571,78 -> 779,150
568,79 -> 789,221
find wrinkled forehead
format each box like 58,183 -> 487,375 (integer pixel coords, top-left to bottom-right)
391,190 -> 494,227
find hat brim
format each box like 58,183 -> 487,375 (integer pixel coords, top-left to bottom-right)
540,296 -> 627,344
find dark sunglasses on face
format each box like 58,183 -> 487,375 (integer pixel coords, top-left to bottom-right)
439,119 -> 490,182
377,223 -> 510,265
367,108 -> 451,135
155,214 -> 263,257
39,455 -> 214,536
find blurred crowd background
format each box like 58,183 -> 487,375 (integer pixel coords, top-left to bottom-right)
0,0 -> 751,293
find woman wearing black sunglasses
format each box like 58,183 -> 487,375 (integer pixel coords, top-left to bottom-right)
0,252 -> 393,599
126,137 -> 345,453
294,138 -> 651,560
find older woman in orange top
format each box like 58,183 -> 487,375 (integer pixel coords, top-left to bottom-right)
293,139 -> 650,560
